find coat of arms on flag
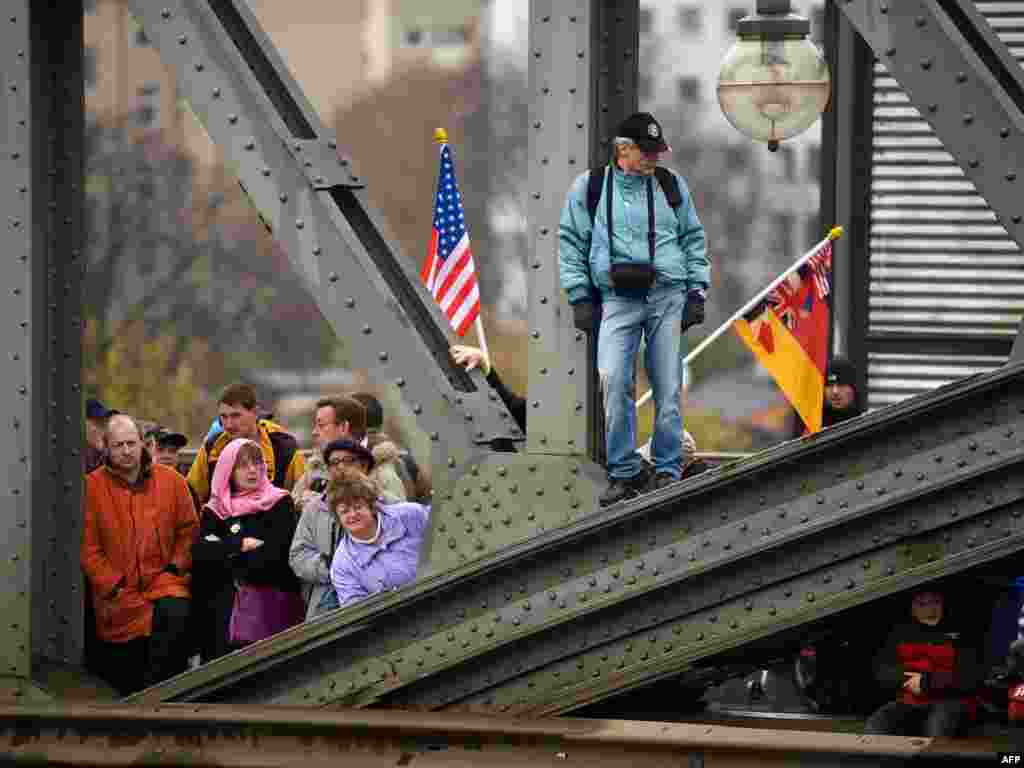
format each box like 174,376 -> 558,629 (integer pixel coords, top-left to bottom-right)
421,132 -> 481,337
733,239 -> 833,433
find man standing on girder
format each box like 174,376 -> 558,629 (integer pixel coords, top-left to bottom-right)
559,112 -> 709,506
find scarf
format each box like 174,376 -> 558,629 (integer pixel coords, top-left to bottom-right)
206,437 -> 289,520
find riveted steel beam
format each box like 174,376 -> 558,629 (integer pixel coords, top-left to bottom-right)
0,0 -> 83,700
425,479 -> 1024,716
591,0 -> 639,163
526,0 -> 598,456
424,454 -> 604,566
818,1 -> 874,371
383,445 -> 1024,713
123,0 -> 517,539
32,0 -> 86,675
839,0 -> 1024,250
0,0 -> 35,696
129,362 -> 1024,708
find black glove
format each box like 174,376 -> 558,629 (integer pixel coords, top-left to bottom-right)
681,290 -> 705,332
572,301 -> 598,333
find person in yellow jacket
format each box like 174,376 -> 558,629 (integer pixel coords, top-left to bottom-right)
187,383 -> 305,506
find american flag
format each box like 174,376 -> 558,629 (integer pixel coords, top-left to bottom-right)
421,142 -> 480,336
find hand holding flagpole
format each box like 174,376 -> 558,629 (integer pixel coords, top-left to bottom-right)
635,226 -> 843,410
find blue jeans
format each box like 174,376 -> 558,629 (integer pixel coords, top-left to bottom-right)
598,285 -> 686,480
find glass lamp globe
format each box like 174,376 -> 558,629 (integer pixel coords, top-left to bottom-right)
718,35 -> 831,151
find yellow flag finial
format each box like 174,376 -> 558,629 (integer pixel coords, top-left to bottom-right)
828,226 -> 844,241
434,128 -> 449,144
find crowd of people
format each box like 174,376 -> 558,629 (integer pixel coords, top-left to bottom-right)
80,376 -> 1001,738
80,383 -> 431,695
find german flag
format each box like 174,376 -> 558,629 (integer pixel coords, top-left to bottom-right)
734,239 -> 833,433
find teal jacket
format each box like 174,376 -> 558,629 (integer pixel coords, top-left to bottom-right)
558,165 -> 709,303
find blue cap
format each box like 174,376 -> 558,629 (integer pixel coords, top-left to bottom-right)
85,398 -> 117,421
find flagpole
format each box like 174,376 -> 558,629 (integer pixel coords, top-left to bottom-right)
635,226 -> 843,410
474,315 -> 491,371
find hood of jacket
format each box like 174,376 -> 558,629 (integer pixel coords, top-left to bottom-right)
371,439 -> 402,466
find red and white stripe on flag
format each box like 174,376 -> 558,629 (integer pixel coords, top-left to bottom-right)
421,143 -> 480,336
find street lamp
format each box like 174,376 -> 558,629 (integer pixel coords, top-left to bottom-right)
717,0 -> 831,152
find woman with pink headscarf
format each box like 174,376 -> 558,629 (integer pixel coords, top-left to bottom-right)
191,438 -> 303,662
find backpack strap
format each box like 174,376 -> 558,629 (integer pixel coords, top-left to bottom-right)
203,431 -> 222,484
586,166 -> 606,223
653,166 -> 682,209
593,166 -> 681,216
267,430 -> 299,489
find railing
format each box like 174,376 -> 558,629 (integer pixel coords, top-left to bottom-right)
0,703 -> 999,766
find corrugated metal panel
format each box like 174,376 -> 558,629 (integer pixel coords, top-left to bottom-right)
866,2 -> 1024,406
867,352 -> 1007,409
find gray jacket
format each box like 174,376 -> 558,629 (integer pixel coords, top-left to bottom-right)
288,494 -> 341,620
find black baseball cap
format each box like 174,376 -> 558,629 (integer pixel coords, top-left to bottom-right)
323,438 -> 375,471
826,358 -> 857,389
145,426 -> 188,449
616,112 -> 671,153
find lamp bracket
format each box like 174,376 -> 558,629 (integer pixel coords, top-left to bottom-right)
740,1 -> 810,39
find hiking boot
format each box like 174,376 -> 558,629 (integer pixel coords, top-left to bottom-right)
598,472 -> 648,507
649,472 -> 677,492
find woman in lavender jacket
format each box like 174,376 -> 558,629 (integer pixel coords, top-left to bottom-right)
328,470 -> 430,608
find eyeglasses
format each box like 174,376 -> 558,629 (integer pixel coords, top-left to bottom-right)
328,455 -> 363,468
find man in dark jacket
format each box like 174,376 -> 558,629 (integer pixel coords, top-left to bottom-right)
790,357 -> 865,438
823,357 -> 863,429
865,589 -> 983,737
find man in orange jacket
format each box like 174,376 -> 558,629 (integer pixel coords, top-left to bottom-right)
81,414 -> 198,695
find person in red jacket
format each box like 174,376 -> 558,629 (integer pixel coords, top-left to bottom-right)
865,589 -> 983,737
